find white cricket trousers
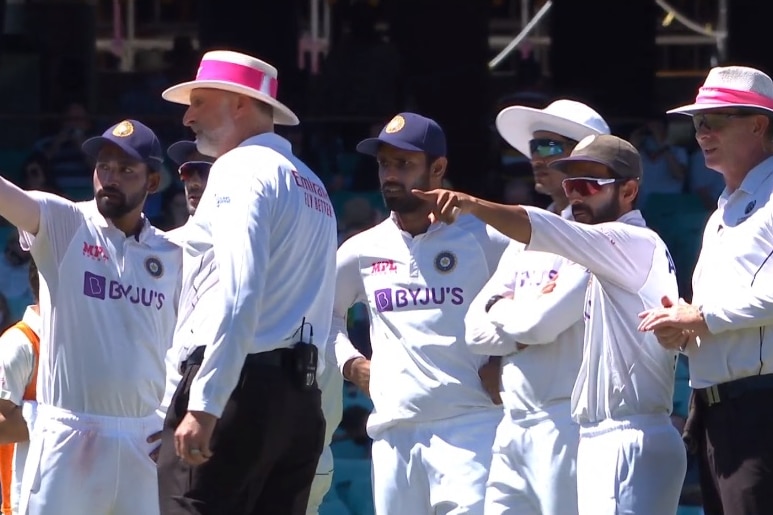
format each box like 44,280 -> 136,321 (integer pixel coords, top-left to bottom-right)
371,409 -> 500,515
577,413 -> 686,515
485,401 -> 579,515
19,404 -> 162,515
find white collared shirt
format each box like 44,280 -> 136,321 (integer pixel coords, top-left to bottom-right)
688,156 -> 773,388
20,196 -> 181,418
525,207 -> 679,424
0,306 -> 40,515
177,133 -> 338,418
466,217 -> 587,417
329,213 -> 509,436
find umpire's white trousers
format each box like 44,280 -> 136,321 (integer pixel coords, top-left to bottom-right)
577,413 -> 686,515
19,404 -> 161,515
371,409 -> 500,515
485,401 -> 579,515
306,446 -> 334,515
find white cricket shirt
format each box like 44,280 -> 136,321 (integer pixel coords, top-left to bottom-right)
180,133 -> 338,418
330,213 -> 509,436
688,157 -> 773,387
525,207 -> 679,424
466,240 -> 587,417
0,306 -> 40,515
20,196 -> 181,418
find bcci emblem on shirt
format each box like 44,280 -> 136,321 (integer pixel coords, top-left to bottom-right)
434,251 -> 457,273
145,256 -> 164,278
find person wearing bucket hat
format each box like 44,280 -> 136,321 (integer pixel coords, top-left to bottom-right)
0,117 -> 182,515
156,50 -> 338,515
639,65 -> 773,515
461,100 -> 606,515
331,112 -> 510,515
496,99 -> 610,217
413,134 -> 687,515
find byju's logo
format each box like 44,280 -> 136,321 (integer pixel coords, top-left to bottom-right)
374,287 -> 464,312
83,271 -> 107,299
82,271 -> 166,310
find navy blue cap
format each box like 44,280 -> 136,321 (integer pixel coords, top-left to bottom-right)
82,119 -> 164,168
166,140 -> 215,166
356,112 -> 447,157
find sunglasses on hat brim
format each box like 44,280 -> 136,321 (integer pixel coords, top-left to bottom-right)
562,176 -> 631,197
178,161 -> 212,181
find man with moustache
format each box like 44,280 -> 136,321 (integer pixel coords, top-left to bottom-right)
414,134 -> 686,515
0,119 -> 181,515
331,112 -> 509,514
157,50 -> 337,515
461,97 -> 609,515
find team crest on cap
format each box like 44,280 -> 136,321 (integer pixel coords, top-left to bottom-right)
385,115 -> 405,134
575,134 -> 596,151
745,200 -> 756,214
144,256 -> 164,278
434,251 -> 457,273
112,120 -> 134,138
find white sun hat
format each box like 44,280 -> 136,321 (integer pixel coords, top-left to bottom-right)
495,99 -> 610,156
668,65 -> 773,116
162,50 -> 299,126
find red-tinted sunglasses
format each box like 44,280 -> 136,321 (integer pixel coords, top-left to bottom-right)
178,161 -> 212,181
562,176 -> 628,197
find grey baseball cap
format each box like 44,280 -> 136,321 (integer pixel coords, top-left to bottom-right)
551,134 -> 642,180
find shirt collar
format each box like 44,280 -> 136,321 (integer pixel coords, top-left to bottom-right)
237,132 -> 292,153
85,200 -> 153,243
21,306 -> 41,336
617,209 -> 647,228
737,155 -> 773,196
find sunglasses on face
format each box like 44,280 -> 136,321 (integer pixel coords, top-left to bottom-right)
178,161 -> 212,181
692,113 -> 751,132
529,139 -> 569,158
562,176 -> 629,197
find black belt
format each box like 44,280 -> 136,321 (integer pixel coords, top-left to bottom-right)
696,374 -> 773,407
181,345 -> 289,374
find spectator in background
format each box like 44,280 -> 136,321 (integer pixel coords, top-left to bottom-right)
630,117 -> 689,208
17,153 -> 62,195
0,230 -> 32,324
32,102 -> 92,182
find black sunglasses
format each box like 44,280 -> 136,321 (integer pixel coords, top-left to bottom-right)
178,161 -> 212,181
529,138 -> 571,158
692,112 -> 754,132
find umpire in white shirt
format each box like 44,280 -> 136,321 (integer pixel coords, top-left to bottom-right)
156,50 -> 338,515
640,65 -> 773,515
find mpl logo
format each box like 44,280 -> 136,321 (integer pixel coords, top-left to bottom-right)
83,271 -> 166,310
374,287 -> 464,312
83,242 -> 109,261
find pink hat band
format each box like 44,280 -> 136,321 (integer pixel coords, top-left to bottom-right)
696,86 -> 773,111
196,59 -> 279,98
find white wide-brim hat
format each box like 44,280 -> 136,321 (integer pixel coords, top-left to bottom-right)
496,99 -> 610,156
668,66 -> 773,116
162,50 -> 300,126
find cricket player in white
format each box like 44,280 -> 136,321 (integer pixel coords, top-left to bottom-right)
331,112 -> 509,515
0,119 -> 181,515
464,99 -> 608,515
466,243 -> 587,515
416,134 -> 686,515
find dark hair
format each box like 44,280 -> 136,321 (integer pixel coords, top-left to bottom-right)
28,258 -> 39,304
